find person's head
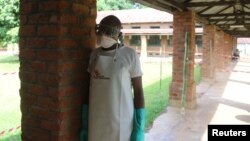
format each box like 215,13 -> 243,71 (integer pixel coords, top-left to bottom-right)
96,15 -> 122,40
96,15 -> 123,48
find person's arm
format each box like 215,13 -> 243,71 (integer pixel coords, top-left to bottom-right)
80,74 -> 89,141
132,76 -> 144,108
131,76 -> 145,141
80,51 -> 93,141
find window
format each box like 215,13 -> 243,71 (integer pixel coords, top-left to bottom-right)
129,26 -> 141,46
130,35 -> 141,46
150,26 -> 160,29
147,35 -> 161,46
132,26 -> 140,29
148,26 -> 161,46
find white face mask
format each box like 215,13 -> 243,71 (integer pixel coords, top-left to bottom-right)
98,35 -> 117,48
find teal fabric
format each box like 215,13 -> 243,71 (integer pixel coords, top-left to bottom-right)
80,104 -> 88,141
130,108 -> 146,141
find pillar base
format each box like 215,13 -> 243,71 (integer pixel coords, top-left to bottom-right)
201,77 -> 215,83
169,99 -> 197,109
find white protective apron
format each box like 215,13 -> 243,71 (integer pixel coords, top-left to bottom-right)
89,53 -> 134,141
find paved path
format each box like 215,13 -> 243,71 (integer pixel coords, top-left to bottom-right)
145,59 -> 250,141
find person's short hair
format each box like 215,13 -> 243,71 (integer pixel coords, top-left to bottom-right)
96,15 -> 122,37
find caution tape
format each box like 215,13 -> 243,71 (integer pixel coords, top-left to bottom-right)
0,126 -> 21,136
0,72 -> 17,76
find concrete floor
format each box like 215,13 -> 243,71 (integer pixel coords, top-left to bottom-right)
145,58 -> 250,141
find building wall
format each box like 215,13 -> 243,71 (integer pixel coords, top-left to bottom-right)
121,22 -> 203,57
122,22 -> 172,29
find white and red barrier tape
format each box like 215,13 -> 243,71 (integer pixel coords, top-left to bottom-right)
0,72 -> 17,76
0,126 -> 21,136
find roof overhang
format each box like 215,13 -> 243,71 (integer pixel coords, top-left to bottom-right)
133,0 -> 250,37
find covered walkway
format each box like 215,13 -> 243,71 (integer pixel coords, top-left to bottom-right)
145,58 -> 250,141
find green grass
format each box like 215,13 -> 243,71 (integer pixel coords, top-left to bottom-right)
143,63 -> 201,129
0,130 -> 21,141
0,55 -> 201,140
0,55 -> 19,72
144,76 -> 172,129
0,55 -> 21,141
141,62 -> 172,129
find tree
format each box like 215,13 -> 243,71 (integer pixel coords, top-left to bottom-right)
0,0 -> 19,47
97,0 -> 144,11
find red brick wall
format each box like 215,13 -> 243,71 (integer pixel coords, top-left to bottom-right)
169,10 -> 196,108
201,25 -> 216,80
19,0 -> 96,140
214,30 -> 225,69
223,34 -> 234,67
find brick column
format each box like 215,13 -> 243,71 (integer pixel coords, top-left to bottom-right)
19,0 -> 96,140
223,34 -> 233,67
232,37 -> 237,54
201,25 -> 216,81
214,30 -> 225,70
169,11 -> 196,109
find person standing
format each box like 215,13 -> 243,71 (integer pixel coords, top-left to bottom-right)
80,15 -> 146,141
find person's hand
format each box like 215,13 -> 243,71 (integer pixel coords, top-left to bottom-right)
91,69 -> 100,79
80,104 -> 88,141
131,108 -> 146,141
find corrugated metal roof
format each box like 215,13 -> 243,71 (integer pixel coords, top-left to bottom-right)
96,8 -> 173,24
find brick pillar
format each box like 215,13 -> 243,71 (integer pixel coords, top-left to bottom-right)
201,25 -> 216,81
223,34 -> 233,67
231,36 -> 236,60
19,0 -> 96,141
232,37 -> 237,54
169,11 -> 196,109
214,30 -> 225,70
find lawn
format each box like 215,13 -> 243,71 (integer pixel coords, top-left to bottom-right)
0,55 -> 200,140
0,55 -> 19,73
0,55 -> 21,141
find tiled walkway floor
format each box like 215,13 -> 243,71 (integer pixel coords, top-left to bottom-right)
145,58 -> 250,141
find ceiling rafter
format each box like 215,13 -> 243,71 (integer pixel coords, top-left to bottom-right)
226,31 -> 250,37
201,12 -> 250,17
209,18 -> 250,22
184,1 -> 250,7
243,5 -> 250,10
216,23 -> 250,26
198,6 -> 213,14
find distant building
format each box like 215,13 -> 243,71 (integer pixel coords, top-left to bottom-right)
97,8 -> 250,57
97,8 -> 203,57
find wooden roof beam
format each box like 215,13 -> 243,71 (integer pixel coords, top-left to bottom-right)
209,18 -> 250,22
201,12 -> 250,17
226,31 -> 250,37
184,1 -> 250,7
